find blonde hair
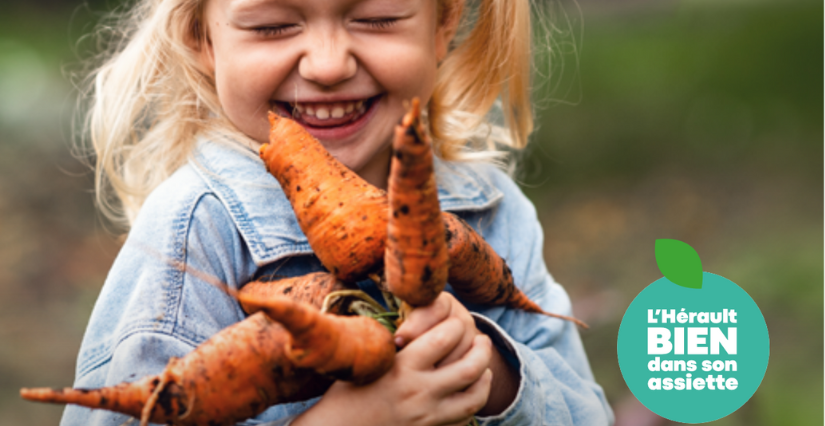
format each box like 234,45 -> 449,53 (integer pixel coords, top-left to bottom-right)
83,0 -> 537,228
431,0 -> 533,163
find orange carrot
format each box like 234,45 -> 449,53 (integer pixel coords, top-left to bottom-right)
21,312 -> 331,426
20,272 -> 391,425
239,272 -> 351,315
385,98 -> 450,307
260,112 -> 387,282
443,213 -> 588,328
237,293 -> 396,385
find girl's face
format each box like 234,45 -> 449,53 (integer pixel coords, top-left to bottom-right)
200,0 -> 455,186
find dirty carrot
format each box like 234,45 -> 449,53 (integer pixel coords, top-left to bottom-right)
385,98 -> 450,307
21,312 -> 331,426
262,105 -> 586,327
239,272 -> 351,315
443,213 -> 589,329
237,292 -> 396,385
260,112 -> 388,282
20,271 -> 380,425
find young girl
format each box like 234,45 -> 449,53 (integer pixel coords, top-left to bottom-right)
65,0 -> 614,424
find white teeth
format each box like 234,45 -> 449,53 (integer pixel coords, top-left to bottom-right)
291,99 -> 369,120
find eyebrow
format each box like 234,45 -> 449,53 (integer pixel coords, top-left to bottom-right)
227,0 -> 296,21
227,0 -> 415,24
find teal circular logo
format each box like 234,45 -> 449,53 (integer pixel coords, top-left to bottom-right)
617,240 -> 769,423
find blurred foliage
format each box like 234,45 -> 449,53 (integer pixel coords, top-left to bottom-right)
0,0 -> 821,425
524,1 -> 822,425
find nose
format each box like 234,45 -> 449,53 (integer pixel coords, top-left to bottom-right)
298,28 -> 357,87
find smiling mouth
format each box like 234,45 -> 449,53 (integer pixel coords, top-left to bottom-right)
273,95 -> 381,129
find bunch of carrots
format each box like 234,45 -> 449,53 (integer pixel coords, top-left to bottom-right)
20,99 -> 584,425
260,98 -> 586,326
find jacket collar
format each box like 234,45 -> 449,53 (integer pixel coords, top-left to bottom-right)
191,138 -> 503,266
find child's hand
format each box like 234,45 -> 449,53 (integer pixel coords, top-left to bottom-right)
394,292 -> 484,368
396,293 -> 520,416
397,292 -> 520,417
292,292 -> 494,426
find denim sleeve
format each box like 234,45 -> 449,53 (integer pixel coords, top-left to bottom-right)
459,172 -> 615,426
61,192 -> 256,426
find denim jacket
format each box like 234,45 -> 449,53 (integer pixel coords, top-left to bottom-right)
62,138 -> 614,426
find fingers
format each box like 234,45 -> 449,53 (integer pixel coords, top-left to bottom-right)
396,334 -> 493,426
336,332 -> 492,426
438,368 -> 494,425
435,324 -> 477,368
394,292 -> 454,347
433,334 -> 493,395
398,315 -> 466,369
396,292 -> 481,371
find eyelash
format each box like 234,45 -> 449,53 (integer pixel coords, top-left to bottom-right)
252,25 -> 293,37
252,17 -> 396,36
360,18 -> 397,29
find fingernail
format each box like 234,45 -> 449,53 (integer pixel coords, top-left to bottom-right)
395,336 -> 405,348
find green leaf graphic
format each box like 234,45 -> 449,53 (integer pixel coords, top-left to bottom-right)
655,239 -> 703,289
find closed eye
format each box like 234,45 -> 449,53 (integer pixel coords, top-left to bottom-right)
357,17 -> 398,30
252,24 -> 297,37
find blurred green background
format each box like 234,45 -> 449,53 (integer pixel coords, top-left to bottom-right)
0,0 -> 821,425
